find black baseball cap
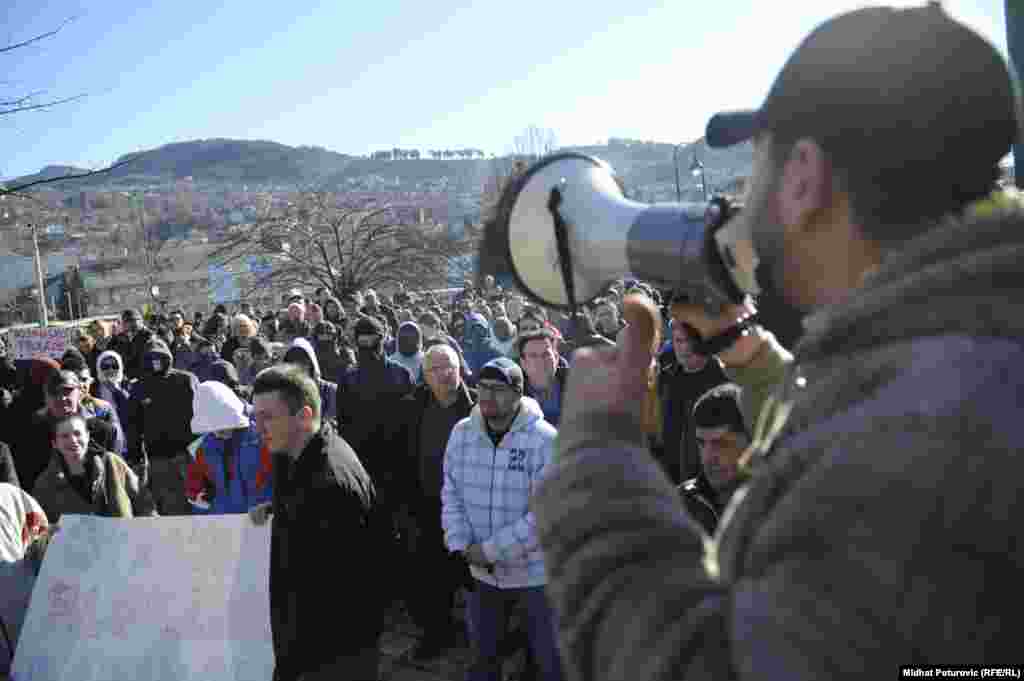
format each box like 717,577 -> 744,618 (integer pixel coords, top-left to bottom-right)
705,3 -> 1020,179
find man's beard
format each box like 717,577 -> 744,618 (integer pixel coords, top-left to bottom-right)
746,178 -> 807,347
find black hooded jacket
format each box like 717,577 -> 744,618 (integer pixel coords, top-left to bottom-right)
108,326 -> 154,381
125,339 -> 198,461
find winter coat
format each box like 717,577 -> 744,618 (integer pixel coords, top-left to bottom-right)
284,338 -> 338,423
394,382 -> 477,499
522,364 -> 569,428
0,483 -> 48,675
269,423 -> 390,680
125,339 -> 198,462
170,335 -> 199,373
31,448 -> 154,523
461,313 -> 503,378
656,357 -> 729,484
13,407 -> 121,492
94,350 -> 132,427
186,427 -> 272,514
335,354 -> 413,498
441,396 -> 555,589
531,205 -> 1024,679
107,327 -> 154,380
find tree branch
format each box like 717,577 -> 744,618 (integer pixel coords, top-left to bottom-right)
0,17 -> 76,54
0,155 -> 139,196
1,92 -> 88,116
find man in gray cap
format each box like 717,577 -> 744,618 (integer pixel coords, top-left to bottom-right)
531,4 -> 1024,679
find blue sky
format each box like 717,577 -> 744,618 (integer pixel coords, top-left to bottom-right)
0,0 -> 1009,178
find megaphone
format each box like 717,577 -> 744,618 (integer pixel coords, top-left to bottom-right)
484,152 -> 759,312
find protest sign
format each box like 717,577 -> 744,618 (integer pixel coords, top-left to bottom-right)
12,514 -> 273,681
8,326 -> 74,361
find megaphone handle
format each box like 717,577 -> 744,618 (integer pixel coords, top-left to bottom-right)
547,187 -> 581,327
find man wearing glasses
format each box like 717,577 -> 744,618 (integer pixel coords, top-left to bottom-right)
441,358 -> 563,681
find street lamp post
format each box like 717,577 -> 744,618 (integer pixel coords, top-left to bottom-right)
690,152 -> 709,201
28,223 -> 48,327
672,143 -> 687,201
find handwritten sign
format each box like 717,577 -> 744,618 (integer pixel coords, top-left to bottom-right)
12,514 -> 273,681
9,327 -> 74,361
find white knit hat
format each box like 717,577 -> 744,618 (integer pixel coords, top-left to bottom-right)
191,381 -> 250,434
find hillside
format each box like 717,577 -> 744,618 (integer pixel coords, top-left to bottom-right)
12,137 -> 755,193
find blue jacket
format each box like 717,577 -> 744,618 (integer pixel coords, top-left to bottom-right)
185,424 -> 272,514
462,313 -> 502,380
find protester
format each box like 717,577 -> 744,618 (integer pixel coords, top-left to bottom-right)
461,313 -> 502,379
442,358 -> 563,681
323,296 -> 345,326
94,351 -> 131,427
125,339 -> 198,516
14,369 -> 125,491
185,381 -> 272,514
518,329 -> 567,428
389,321 -> 424,382
190,338 -> 221,383
282,338 -> 339,424
260,313 -> 280,342
656,310 -> 729,484
32,413 -> 155,522
675,383 -> 749,535
108,309 -> 154,380
0,483 -> 48,676
249,365 -> 389,681
394,344 -> 476,660
531,6 -> 1024,677
491,317 -> 516,358
336,317 -> 414,497
310,321 -> 346,383
74,330 -> 101,378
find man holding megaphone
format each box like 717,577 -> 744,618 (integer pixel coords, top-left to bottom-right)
483,3 -> 1024,679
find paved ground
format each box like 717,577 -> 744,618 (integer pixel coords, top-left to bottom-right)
377,591 -> 532,681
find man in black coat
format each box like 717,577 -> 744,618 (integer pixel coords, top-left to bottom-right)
108,309 -> 154,381
124,339 -> 197,515
249,364 -> 389,681
657,313 -> 728,484
393,344 -> 475,660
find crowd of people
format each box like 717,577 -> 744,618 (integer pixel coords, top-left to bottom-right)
3,4 -> 1023,680
0,272 -> 748,680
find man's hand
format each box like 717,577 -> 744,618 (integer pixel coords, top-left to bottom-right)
464,543 -> 490,567
249,502 -> 273,526
561,294 -> 661,427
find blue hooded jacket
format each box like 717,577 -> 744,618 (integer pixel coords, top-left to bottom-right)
461,313 -> 502,380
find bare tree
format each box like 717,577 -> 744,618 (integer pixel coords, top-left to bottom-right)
512,125 -> 558,160
0,18 -> 142,196
206,192 -> 478,298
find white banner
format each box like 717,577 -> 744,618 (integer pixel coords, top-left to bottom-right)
11,514 -> 273,681
8,326 -> 75,361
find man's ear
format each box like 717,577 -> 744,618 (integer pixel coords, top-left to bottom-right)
778,138 -> 833,234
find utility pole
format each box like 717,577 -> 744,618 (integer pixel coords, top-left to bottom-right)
1007,0 -> 1023,187
29,223 -> 48,327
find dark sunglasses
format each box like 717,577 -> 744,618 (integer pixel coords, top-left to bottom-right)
99,361 -> 118,371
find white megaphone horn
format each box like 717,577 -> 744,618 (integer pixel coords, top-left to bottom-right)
483,152 -> 759,310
